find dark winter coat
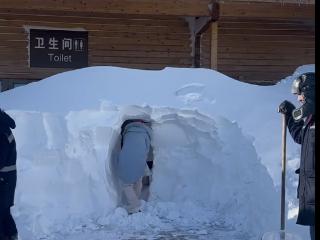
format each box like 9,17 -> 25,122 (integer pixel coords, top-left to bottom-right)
0,110 -> 17,209
287,114 -> 315,226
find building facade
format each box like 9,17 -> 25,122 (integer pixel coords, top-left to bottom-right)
0,0 -> 315,91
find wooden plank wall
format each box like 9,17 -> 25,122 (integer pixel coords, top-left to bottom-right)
0,9 -> 192,89
200,17 -> 315,85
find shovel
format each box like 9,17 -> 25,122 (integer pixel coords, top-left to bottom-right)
261,113 -> 302,240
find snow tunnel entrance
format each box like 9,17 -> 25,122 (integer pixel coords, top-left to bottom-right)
107,117 -> 155,210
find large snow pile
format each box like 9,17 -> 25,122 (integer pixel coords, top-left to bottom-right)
0,65 -> 314,239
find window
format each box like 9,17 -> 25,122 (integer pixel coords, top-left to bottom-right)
13,83 -> 27,89
0,80 -> 35,91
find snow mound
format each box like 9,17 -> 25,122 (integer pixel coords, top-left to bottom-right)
9,106 -> 278,239
1,65 -> 314,239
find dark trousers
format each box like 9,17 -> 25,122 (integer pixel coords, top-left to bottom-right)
310,225 -> 315,240
0,207 -> 17,239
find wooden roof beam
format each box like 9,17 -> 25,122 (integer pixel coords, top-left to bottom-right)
194,1 -> 219,35
0,0 -> 214,17
218,0 -> 314,4
220,2 -> 315,19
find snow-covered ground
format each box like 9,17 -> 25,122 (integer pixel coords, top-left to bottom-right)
0,64 -> 314,240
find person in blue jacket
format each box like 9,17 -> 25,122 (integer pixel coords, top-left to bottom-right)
117,117 -> 153,214
0,109 -> 18,240
278,72 -> 315,240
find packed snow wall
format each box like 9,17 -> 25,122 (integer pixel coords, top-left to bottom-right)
8,105 -> 278,238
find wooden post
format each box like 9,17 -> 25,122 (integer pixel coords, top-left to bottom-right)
194,34 -> 201,67
280,114 -> 287,240
210,21 -> 218,70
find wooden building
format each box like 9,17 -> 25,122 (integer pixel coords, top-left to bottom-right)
0,0 -> 315,91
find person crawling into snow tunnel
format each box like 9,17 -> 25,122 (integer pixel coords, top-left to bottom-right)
116,111 -> 154,215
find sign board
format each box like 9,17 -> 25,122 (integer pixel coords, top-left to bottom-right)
29,29 -> 88,68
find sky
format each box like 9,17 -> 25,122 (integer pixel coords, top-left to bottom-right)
0,64 -> 315,240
